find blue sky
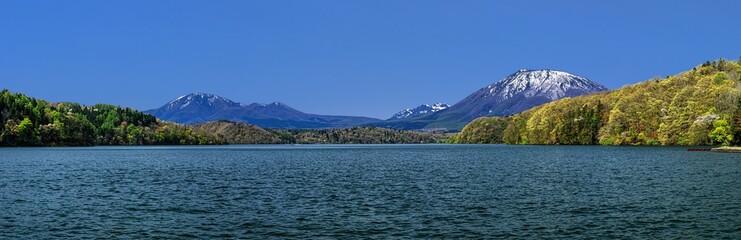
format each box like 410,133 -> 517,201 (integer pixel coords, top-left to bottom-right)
1,0 -> 739,119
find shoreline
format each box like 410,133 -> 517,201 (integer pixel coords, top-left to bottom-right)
711,146 -> 741,153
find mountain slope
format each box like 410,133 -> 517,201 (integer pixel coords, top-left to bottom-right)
454,59 -> 741,146
388,103 -> 449,120
145,93 -> 381,129
373,69 -> 607,131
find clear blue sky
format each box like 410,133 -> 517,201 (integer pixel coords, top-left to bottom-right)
1,0 -> 739,119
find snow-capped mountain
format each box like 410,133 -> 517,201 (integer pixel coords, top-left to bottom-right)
433,69 -> 607,126
163,93 -> 242,111
480,69 -> 606,105
144,93 -> 242,124
145,93 -> 381,128
372,69 -> 607,130
388,103 -> 450,120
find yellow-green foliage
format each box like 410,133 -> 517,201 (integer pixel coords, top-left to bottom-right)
451,117 -> 509,143
456,59 -> 741,146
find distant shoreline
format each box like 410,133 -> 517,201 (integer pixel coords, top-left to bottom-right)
3,144 -> 737,148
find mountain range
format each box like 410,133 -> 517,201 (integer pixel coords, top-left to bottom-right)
146,69 -> 607,131
144,93 -> 380,129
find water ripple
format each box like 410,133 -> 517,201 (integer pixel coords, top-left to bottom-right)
0,145 -> 739,239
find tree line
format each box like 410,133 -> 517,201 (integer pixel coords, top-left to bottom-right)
271,127 -> 446,144
193,120 -> 448,144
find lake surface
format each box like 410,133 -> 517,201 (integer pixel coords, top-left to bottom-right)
0,145 -> 739,239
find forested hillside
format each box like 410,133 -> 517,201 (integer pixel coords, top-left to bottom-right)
272,127 -> 447,144
0,90 -> 225,146
453,59 -> 741,146
193,121 -> 283,144
193,120 -> 448,144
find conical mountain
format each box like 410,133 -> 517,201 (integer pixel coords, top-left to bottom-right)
374,69 -> 607,130
442,69 -> 607,121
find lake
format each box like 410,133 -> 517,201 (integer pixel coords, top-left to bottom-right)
0,145 -> 739,239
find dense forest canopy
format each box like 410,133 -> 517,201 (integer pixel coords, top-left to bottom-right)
0,90 -> 225,146
453,59 -> 741,146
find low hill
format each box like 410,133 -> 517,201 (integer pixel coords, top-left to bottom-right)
453,59 -> 741,146
192,120 -> 448,144
272,127 -> 447,144
193,121 -> 283,144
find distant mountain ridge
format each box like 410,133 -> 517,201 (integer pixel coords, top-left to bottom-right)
371,69 -> 608,130
145,93 -> 381,129
389,103 -> 450,120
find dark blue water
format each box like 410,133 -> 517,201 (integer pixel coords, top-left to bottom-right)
0,145 -> 739,239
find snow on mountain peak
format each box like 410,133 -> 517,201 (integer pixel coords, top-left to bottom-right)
428,68 -> 608,124
430,103 -> 449,111
389,103 -> 450,120
165,93 -> 239,110
486,69 -> 607,101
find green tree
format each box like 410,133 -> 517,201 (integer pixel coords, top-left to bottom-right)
709,119 -> 733,145
17,117 -> 39,145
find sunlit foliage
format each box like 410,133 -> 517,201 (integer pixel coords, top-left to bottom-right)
454,59 -> 741,146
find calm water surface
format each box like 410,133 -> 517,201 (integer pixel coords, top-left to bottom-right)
0,145 -> 739,239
